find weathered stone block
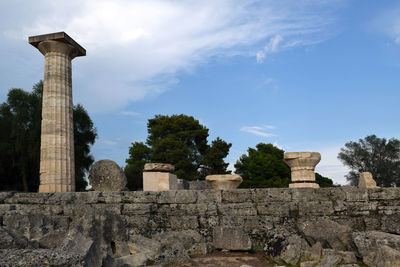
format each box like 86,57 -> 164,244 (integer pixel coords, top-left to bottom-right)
46,192 -> 75,204
197,190 -> 222,203
291,188 -> 317,202
314,187 -> 346,202
222,190 -> 251,203
157,190 -> 177,204
213,227 -> 251,250
99,192 -> 123,203
175,190 -> 197,204
298,201 -> 334,216
256,202 -> 290,216
343,188 -> 368,202
198,216 -> 219,229
122,204 -> 153,215
143,172 -> 178,192
122,191 -> 158,203
169,216 -> 199,229
217,203 -> 257,216
91,204 -> 122,215
74,191 -> 100,204
5,193 -> 50,204
251,188 -> 291,202
0,204 -> 16,213
124,216 -> 150,230
368,187 -> 400,200
0,192 -> 14,203
299,218 -> 353,251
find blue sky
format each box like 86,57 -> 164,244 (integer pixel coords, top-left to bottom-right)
1,0 -> 400,185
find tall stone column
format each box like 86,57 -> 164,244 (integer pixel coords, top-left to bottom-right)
29,32 -> 86,192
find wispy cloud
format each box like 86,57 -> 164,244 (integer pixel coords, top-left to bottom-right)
120,111 -> 140,117
370,3 -> 400,45
99,139 -> 118,146
240,125 -> 276,137
256,35 -> 283,63
2,0 -> 344,112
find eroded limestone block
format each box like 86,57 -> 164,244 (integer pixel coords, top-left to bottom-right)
205,174 -> 242,189
284,152 -> 321,188
213,227 -> 251,250
88,160 -> 127,191
289,183 -> 320,188
358,172 -> 378,188
363,245 -> 400,267
144,163 -> 175,172
143,172 -> 178,191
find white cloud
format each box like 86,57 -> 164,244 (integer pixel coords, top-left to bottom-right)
2,0 -> 343,112
273,142 -> 283,150
99,139 -> 118,146
227,162 -> 236,173
240,125 -> 276,137
120,111 -> 140,117
256,35 -> 283,62
256,51 -> 266,63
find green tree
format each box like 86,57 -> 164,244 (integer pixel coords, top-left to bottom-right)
315,173 -> 334,188
125,142 -> 151,190
234,143 -> 291,188
125,114 -> 231,190
338,135 -> 400,187
0,81 -> 97,191
235,143 -> 334,188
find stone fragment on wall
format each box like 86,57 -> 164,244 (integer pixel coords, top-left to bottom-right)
143,172 -> 178,191
213,227 -> 251,250
358,172 -> 378,188
88,159 -> 127,191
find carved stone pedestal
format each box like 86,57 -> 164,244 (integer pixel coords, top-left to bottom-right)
284,152 -> 321,188
206,174 -> 243,190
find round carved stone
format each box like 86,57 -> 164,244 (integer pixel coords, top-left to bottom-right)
89,160 -> 127,191
144,163 -> 175,172
205,174 -> 243,190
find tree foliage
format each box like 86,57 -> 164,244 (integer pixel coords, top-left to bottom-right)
234,143 -> 291,188
235,143 -> 334,188
0,81 -> 97,191
315,173 -> 334,188
338,135 -> 400,187
125,114 -> 231,190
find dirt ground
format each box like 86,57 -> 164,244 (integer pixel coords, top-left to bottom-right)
175,251 -> 275,267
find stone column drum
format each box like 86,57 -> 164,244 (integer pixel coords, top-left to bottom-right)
284,152 -> 321,188
29,32 -> 86,192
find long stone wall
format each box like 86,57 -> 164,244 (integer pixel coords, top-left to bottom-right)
1,188 -> 400,266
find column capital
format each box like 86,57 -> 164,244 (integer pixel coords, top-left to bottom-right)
29,32 -> 86,59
